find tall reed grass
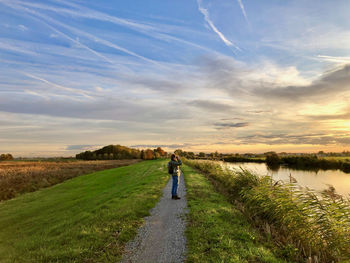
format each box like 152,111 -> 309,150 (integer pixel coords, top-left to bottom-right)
0,159 -> 140,201
185,159 -> 350,263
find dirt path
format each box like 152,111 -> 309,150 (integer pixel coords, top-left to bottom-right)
121,175 -> 188,263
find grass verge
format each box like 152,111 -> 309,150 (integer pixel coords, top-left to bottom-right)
183,164 -> 286,263
0,159 -> 168,263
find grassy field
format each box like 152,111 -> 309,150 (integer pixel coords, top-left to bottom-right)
183,164 -> 286,263
0,160 -> 168,262
0,159 -> 140,201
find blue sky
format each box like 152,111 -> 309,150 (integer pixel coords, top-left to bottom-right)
1,0 -> 350,156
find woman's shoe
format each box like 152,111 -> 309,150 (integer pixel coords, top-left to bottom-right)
173,195 -> 181,200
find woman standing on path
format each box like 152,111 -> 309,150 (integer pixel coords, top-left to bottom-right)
168,154 -> 182,200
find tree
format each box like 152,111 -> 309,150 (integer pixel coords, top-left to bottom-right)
154,152 -> 161,159
186,152 -> 195,159
174,149 -> 184,157
198,152 -> 205,158
143,149 -> 154,160
76,144 -> 141,160
266,152 -> 281,168
155,147 -> 166,157
0,153 -> 13,161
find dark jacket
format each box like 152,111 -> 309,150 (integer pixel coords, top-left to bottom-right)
167,158 -> 182,175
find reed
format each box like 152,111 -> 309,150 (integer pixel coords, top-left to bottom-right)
184,159 -> 350,263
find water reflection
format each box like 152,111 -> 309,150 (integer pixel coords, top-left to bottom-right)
223,162 -> 350,197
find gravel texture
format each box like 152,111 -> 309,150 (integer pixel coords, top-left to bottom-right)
121,173 -> 188,263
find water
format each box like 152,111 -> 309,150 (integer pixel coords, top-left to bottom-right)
223,162 -> 350,197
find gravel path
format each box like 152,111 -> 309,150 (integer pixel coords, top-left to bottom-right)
121,174 -> 188,263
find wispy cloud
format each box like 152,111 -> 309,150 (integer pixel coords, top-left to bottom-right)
18,24 -> 28,31
24,73 -> 93,98
236,0 -> 249,24
188,99 -> 236,112
317,55 -> 350,64
1,1 -> 160,66
65,144 -> 101,151
197,0 -> 240,51
2,0 -> 216,57
214,122 -> 249,128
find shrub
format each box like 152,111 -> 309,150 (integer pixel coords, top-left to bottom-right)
265,152 -> 281,166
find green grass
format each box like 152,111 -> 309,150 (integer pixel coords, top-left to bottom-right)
183,164 -> 287,263
0,160 -> 169,263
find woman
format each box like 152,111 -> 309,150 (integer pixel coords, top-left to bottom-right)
167,154 -> 182,200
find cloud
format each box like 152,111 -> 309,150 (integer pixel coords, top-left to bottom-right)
3,0 -> 215,56
197,0 -> 240,50
18,24 -> 28,31
24,73 -> 93,98
65,145 -> 100,151
0,93 -> 189,122
130,143 -> 200,149
236,0 -> 249,24
214,122 -> 249,128
255,64 -> 350,101
305,109 -> 350,120
188,99 -> 235,111
235,133 -> 350,146
317,55 -> 350,64
1,1 -> 157,66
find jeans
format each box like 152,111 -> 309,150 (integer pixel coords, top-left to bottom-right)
171,175 -> 179,196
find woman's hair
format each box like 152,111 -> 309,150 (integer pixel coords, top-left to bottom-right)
171,154 -> 176,161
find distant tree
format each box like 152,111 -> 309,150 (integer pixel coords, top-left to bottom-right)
266,152 -> 281,168
174,149 -> 184,157
144,149 -> 154,160
155,147 -> 166,157
154,152 -> 161,159
186,152 -> 195,159
0,153 -> 13,161
198,152 -> 205,158
76,144 -> 141,160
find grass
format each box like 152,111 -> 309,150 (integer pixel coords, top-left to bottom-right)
0,159 -> 141,201
183,164 -> 286,263
184,159 -> 350,263
0,159 -> 168,263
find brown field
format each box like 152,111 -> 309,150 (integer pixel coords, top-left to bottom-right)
0,159 -> 141,201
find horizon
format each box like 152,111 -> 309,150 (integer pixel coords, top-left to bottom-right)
1,0 -> 350,157
8,144 -> 350,159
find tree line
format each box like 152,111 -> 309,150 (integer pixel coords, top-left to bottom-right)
76,145 -> 168,160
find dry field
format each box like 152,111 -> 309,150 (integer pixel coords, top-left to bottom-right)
0,159 -> 141,201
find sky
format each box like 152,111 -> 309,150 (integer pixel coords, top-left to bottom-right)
1,0 -> 350,157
